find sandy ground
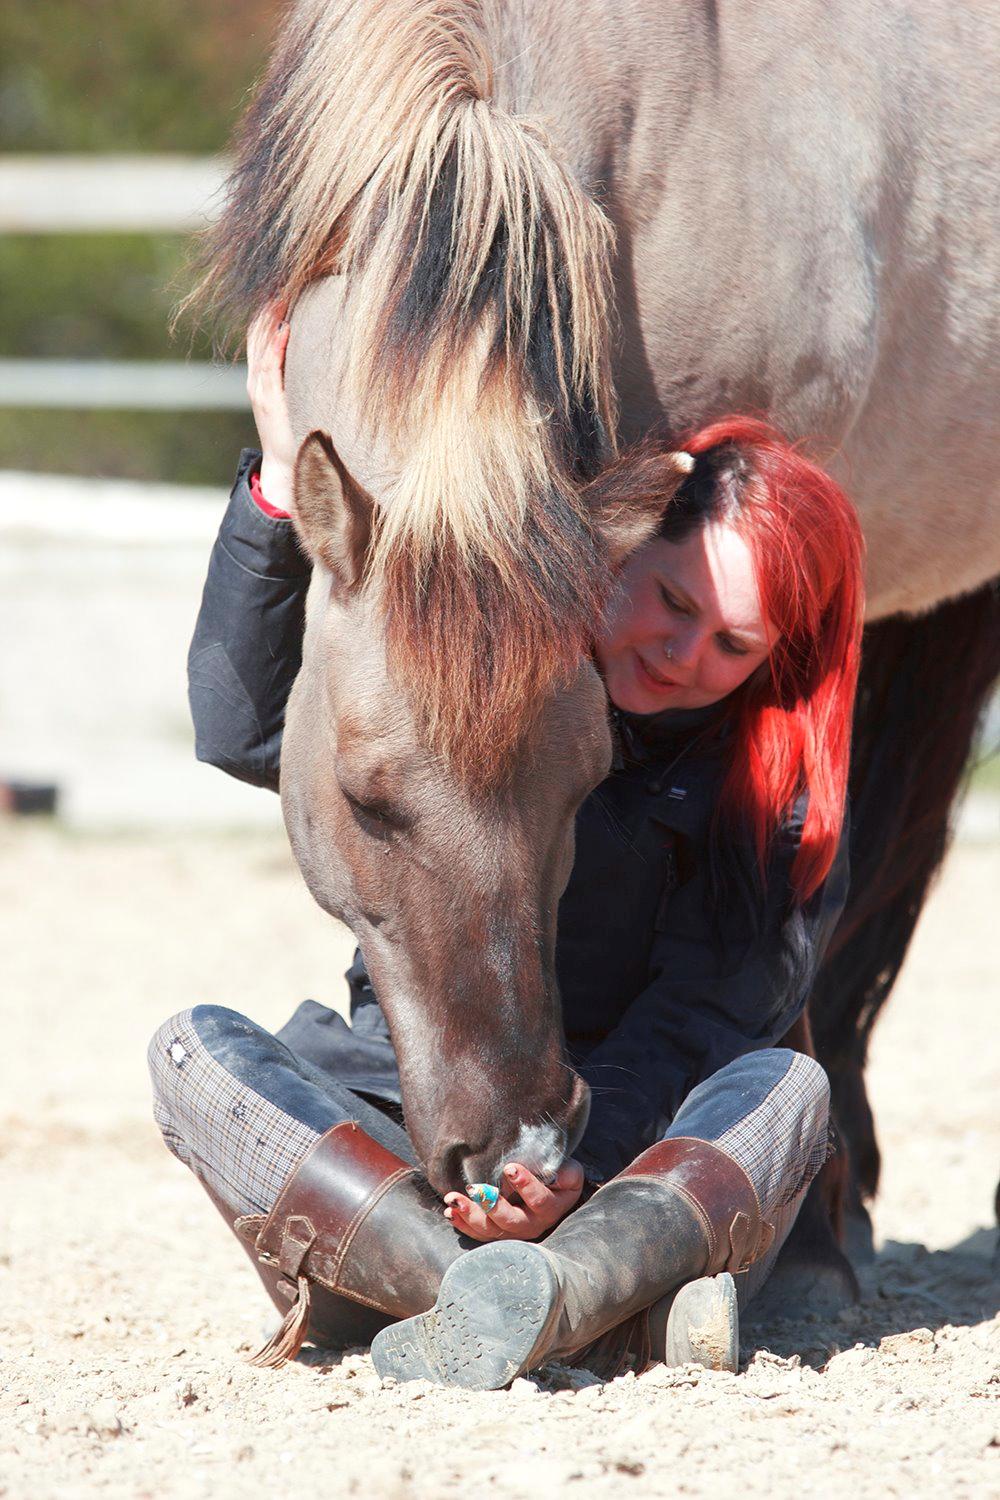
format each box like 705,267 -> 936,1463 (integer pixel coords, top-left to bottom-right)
1,820 -> 998,1500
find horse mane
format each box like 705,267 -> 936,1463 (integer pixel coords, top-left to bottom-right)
188,0 -> 619,784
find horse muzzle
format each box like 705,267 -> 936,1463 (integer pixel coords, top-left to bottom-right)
427,1069 -> 591,1195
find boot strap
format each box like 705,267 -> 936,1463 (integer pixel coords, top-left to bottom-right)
234,1121 -> 417,1310
617,1136 -> 774,1275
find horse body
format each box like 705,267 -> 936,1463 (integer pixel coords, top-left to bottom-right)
488,0 -> 1000,617
200,0 -> 1000,1200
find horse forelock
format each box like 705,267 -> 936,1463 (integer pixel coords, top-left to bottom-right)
191,0 -> 618,775
190,1 -> 615,421
379,481 -> 612,790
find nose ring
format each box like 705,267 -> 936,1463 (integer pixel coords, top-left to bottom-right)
664,642 -> 674,661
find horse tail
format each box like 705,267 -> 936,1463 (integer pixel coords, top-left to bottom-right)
810,577 -> 1000,1199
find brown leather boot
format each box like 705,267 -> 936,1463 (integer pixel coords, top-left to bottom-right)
371,1136 -> 774,1389
207,1185 -> 393,1354
217,1121 -> 466,1367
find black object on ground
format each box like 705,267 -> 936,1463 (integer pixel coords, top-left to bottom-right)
1,780 -> 60,816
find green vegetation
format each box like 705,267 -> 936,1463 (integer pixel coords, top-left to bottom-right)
0,1 -> 278,482
0,1 -> 276,153
0,409 -> 257,486
0,235 -> 205,359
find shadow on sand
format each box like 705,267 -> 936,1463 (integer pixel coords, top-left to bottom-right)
742,1225 -> 999,1368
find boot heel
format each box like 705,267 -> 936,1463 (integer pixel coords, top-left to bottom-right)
372,1241 -> 563,1390
662,1272 -> 739,1373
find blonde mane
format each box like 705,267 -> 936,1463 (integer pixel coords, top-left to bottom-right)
194,0 -> 619,781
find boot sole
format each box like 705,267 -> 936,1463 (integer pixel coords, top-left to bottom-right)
664,1272 -> 739,1373
371,1242 -> 562,1390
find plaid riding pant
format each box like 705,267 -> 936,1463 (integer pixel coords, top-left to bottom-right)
149,1004 -> 831,1311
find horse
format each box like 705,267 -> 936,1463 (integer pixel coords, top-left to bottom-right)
189,0 -> 1000,1218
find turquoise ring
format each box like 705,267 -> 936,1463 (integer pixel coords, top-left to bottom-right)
466,1182 -> 501,1212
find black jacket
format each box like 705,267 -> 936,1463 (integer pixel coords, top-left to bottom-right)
188,449 -> 310,791
188,453 -> 849,1182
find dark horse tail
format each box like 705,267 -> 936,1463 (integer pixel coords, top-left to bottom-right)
810,577 -> 1000,1213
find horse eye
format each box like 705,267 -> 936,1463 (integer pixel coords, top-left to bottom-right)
342,788 -> 409,835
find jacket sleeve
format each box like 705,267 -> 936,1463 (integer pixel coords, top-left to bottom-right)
187,449 -> 312,793
574,806 -> 851,1182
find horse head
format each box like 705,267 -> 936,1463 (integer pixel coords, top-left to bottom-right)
280,424 -> 606,1192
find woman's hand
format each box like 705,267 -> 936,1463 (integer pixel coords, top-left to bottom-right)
246,299 -> 297,518
443,1160 -> 585,1242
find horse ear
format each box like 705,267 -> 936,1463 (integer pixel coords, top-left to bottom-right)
293,430 -> 375,591
589,449 -> 694,568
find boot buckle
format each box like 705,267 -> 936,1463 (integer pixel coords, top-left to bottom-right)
277,1214 -> 317,1279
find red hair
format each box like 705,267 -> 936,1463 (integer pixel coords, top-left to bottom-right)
680,417 -> 864,904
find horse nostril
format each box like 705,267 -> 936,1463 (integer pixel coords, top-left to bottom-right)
431,1140 -> 472,1195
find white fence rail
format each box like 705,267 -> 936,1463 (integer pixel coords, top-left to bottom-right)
1,155 -> 247,411
0,154 -> 227,232
0,358 -> 248,410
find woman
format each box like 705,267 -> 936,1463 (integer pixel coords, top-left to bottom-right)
150,305 -> 863,1384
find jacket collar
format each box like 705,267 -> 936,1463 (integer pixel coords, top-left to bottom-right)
609,699 -> 729,770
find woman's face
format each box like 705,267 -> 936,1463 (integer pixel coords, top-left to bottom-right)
595,520 -> 778,714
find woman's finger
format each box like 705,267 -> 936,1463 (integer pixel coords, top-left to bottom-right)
275,318 -> 290,375
484,1195 -> 534,1235
453,1190 -> 529,1236
503,1163 -> 555,1214
443,1166 -> 584,1241
445,1197 -> 491,1239
260,312 -> 289,371
444,1192 -> 493,1237
246,305 -> 273,369
247,298 -> 288,378
553,1159 -> 585,1196
445,1191 -> 532,1242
